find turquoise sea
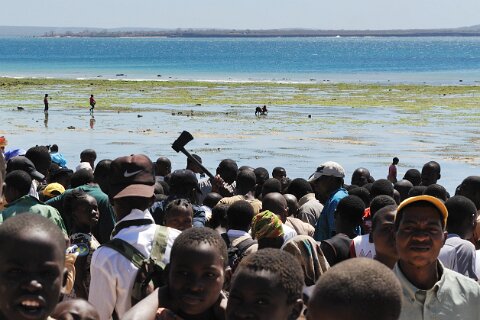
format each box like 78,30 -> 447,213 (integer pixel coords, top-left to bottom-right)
1,37 -> 480,83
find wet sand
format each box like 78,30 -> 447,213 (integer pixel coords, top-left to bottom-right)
1,78 -> 479,193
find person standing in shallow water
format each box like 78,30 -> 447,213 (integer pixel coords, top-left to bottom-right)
89,94 -> 96,114
44,94 -> 49,113
388,157 -> 399,183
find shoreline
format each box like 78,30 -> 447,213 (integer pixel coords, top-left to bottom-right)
1,77 -> 479,112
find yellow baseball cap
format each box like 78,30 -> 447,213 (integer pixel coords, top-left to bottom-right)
396,195 -> 448,227
42,183 -> 66,199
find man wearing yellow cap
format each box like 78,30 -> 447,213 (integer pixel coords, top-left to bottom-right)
393,195 -> 480,319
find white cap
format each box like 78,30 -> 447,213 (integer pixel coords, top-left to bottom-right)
76,162 -> 93,172
308,161 -> 345,181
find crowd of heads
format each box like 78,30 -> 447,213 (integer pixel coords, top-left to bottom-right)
1,137 -> 480,320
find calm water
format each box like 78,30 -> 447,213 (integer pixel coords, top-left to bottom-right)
1,37 -> 480,83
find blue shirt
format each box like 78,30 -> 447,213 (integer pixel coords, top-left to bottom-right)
314,187 -> 348,241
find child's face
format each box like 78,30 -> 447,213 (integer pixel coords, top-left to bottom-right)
52,299 -> 99,320
227,268 -> 302,320
72,195 -> 99,230
165,206 -> 193,231
168,242 -> 225,316
0,231 -> 66,320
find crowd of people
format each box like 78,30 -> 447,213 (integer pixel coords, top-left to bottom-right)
1,134 -> 480,320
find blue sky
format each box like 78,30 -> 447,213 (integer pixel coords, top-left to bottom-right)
2,0 -> 479,29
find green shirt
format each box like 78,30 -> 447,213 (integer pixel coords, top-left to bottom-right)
394,261 -> 480,320
1,195 -> 67,234
46,184 -> 116,243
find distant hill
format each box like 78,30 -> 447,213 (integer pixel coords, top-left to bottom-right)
1,25 -> 480,37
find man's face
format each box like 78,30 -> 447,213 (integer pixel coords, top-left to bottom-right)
395,205 -> 446,269
0,231 -> 65,320
313,175 -> 332,199
372,211 -> 397,261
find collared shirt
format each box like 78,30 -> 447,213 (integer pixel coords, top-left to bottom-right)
314,188 -> 348,241
227,229 -> 250,241
88,209 -> 180,320
297,193 -> 324,227
438,234 -> 477,280
394,261 -> 480,320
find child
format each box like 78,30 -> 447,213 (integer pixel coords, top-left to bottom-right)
63,189 -> 100,299
164,198 -> 194,231
226,248 -> 304,320
306,258 -> 402,320
0,213 -> 67,320
122,227 -> 229,320
52,299 -> 99,320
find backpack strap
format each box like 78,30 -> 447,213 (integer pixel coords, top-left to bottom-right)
149,225 -> 168,269
235,237 -> 256,256
221,233 -> 231,247
102,238 -> 146,269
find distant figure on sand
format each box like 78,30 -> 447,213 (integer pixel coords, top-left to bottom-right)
388,157 -> 399,183
44,94 -> 49,113
255,105 -> 268,116
89,94 -> 96,114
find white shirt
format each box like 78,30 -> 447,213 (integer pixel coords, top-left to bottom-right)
352,234 -> 375,258
88,209 -> 180,320
282,223 -> 298,242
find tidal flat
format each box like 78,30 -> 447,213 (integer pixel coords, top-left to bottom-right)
1,77 -> 479,193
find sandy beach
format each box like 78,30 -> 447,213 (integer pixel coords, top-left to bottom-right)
1,77 -> 479,193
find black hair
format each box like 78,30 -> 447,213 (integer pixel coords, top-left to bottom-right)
170,227 -> 228,268
63,189 -> 90,214
50,144 -> 59,152
308,258 -> 402,320
423,184 -> 448,202
236,169 -> 257,193
372,205 -> 397,231
0,213 -> 67,257
445,196 -> 477,232
348,187 -> 370,207
280,177 -> 291,194
70,168 -> 94,188
287,178 -> 313,200
5,170 -> 32,196
93,159 -> 112,181
203,192 -> 223,208
272,167 -> 286,176
25,145 -> 51,175
393,157 -> 399,164
261,178 -> 282,197
227,200 -> 255,231
370,195 -> 397,218
80,149 -> 97,161
363,182 -> 373,193
236,248 -> 304,304
395,200 -> 445,230
217,159 -> 238,183
394,179 -> 413,202
335,195 -> 365,226
165,198 -> 193,217
403,169 -> 421,186
253,167 -> 269,185
187,154 -> 202,167
408,185 -> 427,198
209,204 -> 229,230
370,179 -> 394,198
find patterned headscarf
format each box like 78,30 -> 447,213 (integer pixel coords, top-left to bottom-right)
282,235 -> 330,286
251,210 -> 284,239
